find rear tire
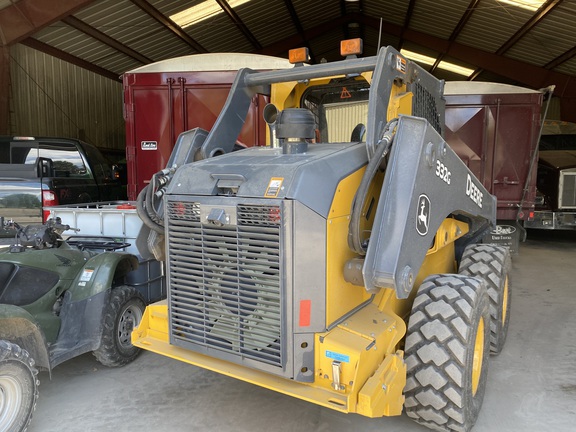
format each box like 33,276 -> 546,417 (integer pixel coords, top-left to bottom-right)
93,286 -> 145,367
459,244 -> 511,354
0,340 -> 39,432
405,274 -> 490,432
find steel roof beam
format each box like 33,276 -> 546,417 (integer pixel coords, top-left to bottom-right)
469,0 -> 562,80
62,16 -> 152,65
0,0 -> 96,46
129,0 -> 207,53
20,37 -> 120,81
430,0 -> 480,73
215,0 -> 261,50
496,0 -> 562,55
398,0 -> 416,51
259,13 -> 576,98
545,45 -> 576,69
283,0 -> 315,62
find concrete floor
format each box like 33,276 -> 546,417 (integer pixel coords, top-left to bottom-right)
26,230 -> 576,432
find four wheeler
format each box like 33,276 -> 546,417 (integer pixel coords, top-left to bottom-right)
0,218 -> 147,432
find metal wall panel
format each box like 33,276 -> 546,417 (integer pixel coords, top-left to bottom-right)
505,3 -> 576,68
9,44 -> 125,153
456,0 -> 535,52
410,0 -> 471,40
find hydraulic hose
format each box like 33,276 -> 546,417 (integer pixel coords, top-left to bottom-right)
136,184 -> 164,234
348,119 -> 397,255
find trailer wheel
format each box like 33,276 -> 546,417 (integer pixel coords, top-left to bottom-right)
0,340 -> 39,432
93,286 -> 145,367
459,244 -> 511,355
404,274 -> 490,432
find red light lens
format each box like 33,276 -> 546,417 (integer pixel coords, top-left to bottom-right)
42,190 -> 59,222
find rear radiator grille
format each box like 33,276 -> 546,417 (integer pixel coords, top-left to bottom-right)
166,201 -> 283,368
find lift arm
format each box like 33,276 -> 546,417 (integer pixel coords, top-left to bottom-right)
363,115 -> 496,299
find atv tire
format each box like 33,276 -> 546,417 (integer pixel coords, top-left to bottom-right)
459,244 -> 511,355
404,274 -> 490,432
93,285 -> 145,367
0,340 -> 39,432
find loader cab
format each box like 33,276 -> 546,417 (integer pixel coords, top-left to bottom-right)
270,42 -> 374,144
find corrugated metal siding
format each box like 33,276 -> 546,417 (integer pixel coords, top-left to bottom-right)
9,44 -> 125,152
456,0 -> 536,52
153,0 -> 256,53
410,0 -> 471,40
293,0 -> 340,31
505,3 -> 576,68
309,29 -> 344,62
33,22 -> 141,74
234,0 -> 296,47
75,0 -> 195,64
364,0 -> 412,27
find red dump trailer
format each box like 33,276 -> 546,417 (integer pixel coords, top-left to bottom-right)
122,53 -> 291,200
444,82 -> 545,252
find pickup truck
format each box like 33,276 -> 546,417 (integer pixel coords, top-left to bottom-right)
0,136 -> 124,236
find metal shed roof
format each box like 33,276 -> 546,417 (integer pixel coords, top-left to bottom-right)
1,0 -> 576,102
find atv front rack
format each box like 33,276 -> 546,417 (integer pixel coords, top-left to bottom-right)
66,236 -> 131,251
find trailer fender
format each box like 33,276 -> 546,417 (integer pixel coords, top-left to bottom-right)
0,305 -> 50,371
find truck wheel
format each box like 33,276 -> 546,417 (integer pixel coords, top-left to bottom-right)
404,274 -> 490,432
0,340 -> 39,432
93,286 -> 145,367
459,244 -> 511,355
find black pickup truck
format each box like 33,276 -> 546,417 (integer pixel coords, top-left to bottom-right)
0,136 -> 124,236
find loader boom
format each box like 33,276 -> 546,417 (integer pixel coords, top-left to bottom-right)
363,116 -> 496,297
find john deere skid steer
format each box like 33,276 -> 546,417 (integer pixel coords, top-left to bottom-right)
133,40 -> 511,432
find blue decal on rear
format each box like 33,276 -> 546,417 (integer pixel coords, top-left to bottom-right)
326,350 -> 350,363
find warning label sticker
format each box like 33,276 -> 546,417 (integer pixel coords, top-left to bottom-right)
265,177 -> 284,198
395,55 -> 407,74
80,269 -> 94,282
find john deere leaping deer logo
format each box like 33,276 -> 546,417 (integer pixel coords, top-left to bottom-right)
416,194 -> 430,236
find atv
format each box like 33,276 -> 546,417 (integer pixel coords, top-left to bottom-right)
0,218 -> 149,432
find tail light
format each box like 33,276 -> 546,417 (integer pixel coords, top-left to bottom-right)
42,190 -> 58,222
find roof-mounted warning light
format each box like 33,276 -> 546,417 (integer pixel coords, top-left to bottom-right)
289,47 -> 310,66
341,38 -> 363,59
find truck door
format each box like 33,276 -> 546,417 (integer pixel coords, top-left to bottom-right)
35,142 -> 100,205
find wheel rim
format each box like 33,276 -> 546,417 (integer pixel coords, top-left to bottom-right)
117,304 -> 143,350
0,375 -> 23,429
502,276 -> 509,324
471,317 -> 485,396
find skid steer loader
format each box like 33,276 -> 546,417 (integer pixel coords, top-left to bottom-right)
133,39 -> 512,432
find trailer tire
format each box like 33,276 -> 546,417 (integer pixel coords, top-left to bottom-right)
404,274 -> 490,432
0,340 -> 39,432
459,244 -> 511,355
93,286 -> 145,367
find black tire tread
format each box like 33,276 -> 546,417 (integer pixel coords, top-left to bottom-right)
459,244 -> 511,354
0,340 -> 39,432
92,285 -> 145,368
405,274 -> 490,432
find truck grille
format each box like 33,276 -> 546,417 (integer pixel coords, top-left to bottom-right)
166,200 -> 284,369
559,171 -> 576,208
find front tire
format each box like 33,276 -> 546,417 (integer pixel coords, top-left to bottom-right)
459,244 -> 511,355
93,286 -> 145,367
0,340 -> 39,432
404,274 -> 491,432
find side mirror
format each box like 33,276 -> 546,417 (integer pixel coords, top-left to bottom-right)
37,157 -> 54,177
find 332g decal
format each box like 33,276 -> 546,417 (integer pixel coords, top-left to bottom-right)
435,160 -> 451,185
